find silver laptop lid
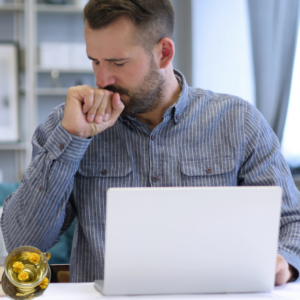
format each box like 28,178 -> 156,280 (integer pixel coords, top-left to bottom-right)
103,187 -> 282,295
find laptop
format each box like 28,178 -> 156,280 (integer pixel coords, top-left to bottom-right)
94,186 -> 282,295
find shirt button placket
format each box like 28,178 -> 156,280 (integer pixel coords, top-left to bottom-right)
150,134 -> 159,186
152,176 -> 159,183
206,168 -> 212,174
101,169 -> 108,176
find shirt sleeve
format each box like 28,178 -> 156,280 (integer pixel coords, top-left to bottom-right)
239,102 -> 300,281
0,104 -> 92,252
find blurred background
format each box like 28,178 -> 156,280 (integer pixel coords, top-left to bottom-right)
0,0 -> 299,185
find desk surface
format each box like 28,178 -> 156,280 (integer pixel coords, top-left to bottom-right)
2,282 -> 300,300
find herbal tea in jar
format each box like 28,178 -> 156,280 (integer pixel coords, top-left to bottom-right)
4,246 -> 51,298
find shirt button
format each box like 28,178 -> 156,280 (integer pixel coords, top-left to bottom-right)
101,169 -> 108,176
151,135 -> 157,141
152,176 -> 158,182
206,168 -> 212,174
176,115 -> 180,120
59,143 -> 64,150
39,186 -> 44,192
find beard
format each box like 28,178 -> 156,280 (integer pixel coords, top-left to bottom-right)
103,57 -> 165,116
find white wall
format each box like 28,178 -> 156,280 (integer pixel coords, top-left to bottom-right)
191,0 -> 255,104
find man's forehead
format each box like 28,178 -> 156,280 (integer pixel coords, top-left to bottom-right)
84,21 -> 146,60
85,38 -> 134,59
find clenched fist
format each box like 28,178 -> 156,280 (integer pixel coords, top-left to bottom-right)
61,85 -> 125,138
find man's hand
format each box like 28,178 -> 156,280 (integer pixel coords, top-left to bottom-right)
275,254 -> 295,285
61,85 -> 125,138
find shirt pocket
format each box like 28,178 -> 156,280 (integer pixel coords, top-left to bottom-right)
75,162 -> 134,225
180,157 -> 237,186
78,162 -> 132,178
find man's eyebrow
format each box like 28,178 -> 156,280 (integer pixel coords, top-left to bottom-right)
105,58 -> 130,62
87,56 -> 129,62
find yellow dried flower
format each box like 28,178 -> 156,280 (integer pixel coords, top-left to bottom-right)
12,261 -> 25,273
29,253 -> 40,264
18,271 -> 29,281
39,277 -> 49,289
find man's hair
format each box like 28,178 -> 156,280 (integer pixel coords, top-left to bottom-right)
83,0 -> 174,53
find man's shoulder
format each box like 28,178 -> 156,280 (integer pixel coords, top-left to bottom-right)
186,87 -> 254,118
188,87 -> 250,107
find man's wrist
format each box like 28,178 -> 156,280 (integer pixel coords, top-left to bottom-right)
61,120 -> 88,138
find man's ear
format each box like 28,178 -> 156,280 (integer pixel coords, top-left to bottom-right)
155,37 -> 175,69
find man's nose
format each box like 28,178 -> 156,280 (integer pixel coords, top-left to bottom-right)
95,65 -> 116,88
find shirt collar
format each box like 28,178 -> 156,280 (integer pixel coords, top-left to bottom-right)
169,69 -> 189,125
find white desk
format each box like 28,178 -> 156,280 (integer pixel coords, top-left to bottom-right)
3,282 -> 298,300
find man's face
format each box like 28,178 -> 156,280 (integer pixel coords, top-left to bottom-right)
84,17 -> 165,116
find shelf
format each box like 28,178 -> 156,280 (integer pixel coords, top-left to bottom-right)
0,1 -> 88,180
36,88 -> 69,96
36,67 -> 94,74
0,143 -> 27,151
36,4 -> 84,13
0,3 -> 24,11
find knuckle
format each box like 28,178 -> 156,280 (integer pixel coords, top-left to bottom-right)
68,86 -> 76,94
103,90 -> 110,98
82,85 -> 91,90
96,90 -> 104,97
88,88 -> 94,95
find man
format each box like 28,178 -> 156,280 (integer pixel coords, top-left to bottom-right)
1,0 -> 300,285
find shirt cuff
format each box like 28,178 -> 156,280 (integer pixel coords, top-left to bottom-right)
43,123 -> 92,165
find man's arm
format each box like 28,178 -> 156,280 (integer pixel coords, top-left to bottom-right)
239,102 -> 300,284
1,85 -> 124,252
1,106 -> 92,251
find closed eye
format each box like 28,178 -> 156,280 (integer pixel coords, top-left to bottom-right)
114,62 -> 125,67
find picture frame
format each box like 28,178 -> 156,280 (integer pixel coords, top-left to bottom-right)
0,42 -> 19,142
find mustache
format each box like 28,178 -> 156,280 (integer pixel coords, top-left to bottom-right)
102,85 -> 129,96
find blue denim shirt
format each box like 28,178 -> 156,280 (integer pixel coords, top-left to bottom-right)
2,70 -> 300,282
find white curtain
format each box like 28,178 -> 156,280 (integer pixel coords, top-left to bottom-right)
248,0 -> 300,141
